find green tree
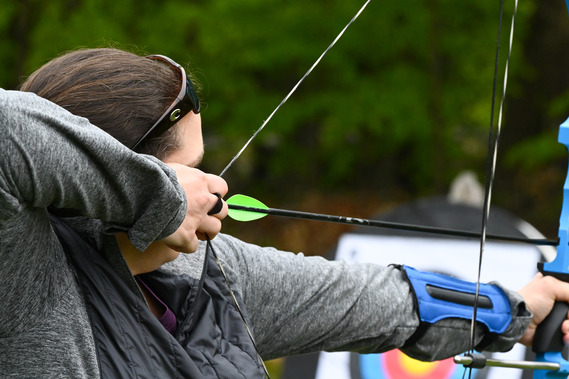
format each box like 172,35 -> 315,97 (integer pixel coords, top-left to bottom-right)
4,0 -> 569,237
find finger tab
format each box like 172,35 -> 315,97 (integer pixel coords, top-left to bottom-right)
208,193 -> 223,215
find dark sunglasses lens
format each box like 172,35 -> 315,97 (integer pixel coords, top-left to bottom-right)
186,80 -> 200,113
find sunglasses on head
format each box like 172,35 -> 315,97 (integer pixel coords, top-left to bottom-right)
131,54 -> 201,151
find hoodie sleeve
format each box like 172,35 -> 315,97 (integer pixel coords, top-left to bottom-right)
202,234 -> 531,361
0,89 -> 186,250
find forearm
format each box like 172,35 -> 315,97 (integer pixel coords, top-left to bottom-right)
0,89 -> 185,250
400,283 -> 530,361
207,235 -> 417,358
210,235 -> 531,360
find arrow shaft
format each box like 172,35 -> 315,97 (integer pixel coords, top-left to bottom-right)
227,204 -> 557,246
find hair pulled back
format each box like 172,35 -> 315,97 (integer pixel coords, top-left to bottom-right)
20,48 -> 188,159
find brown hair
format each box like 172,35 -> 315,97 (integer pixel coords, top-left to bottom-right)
19,48 -> 191,159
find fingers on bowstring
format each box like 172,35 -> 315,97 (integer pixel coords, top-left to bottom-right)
208,193 -> 223,215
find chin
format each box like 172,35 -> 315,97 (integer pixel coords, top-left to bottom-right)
163,249 -> 181,264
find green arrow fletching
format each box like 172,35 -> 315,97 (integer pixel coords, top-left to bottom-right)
226,194 -> 269,222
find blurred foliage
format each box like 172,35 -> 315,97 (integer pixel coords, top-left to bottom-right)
3,0 -> 569,240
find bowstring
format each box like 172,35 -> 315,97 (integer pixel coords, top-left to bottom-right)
219,0 -> 372,178
205,235 -> 271,378
466,0 -> 518,377
211,3 -> 372,377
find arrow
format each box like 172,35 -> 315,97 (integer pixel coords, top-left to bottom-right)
226,194 -> 557,246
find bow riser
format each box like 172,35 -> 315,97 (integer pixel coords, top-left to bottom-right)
532,118 -> 569,377
542,120 -> 569,278
526,3 -> 569,376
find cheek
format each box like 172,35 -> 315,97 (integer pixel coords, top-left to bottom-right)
162,112 -> 204,166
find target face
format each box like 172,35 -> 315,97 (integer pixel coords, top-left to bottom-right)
360,350 -> 474,379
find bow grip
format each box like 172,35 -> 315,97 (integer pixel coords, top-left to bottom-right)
532,297 -> 569,353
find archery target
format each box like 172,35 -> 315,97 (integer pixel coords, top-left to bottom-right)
359,350 -> 469,379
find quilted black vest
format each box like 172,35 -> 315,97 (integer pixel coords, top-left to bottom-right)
50,216 -> 266,378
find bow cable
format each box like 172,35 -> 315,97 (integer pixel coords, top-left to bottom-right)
466,0 -> 518,377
